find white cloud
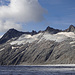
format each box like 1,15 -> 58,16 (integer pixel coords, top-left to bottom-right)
0,0 -> 46,32
0,20 -> 22,32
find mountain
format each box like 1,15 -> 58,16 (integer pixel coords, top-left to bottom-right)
0,29 -> 24,44
45,26 -> 62,34
64,25 -> 75,33
0,25 -> 75,65
0,29 -> 37,44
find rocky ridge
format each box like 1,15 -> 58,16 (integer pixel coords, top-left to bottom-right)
0,25 -> 75,65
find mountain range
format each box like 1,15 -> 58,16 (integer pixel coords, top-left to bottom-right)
0,25 -> 75,65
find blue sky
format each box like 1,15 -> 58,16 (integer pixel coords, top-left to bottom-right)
23,0 -> 75,32
0,0 -> 75,35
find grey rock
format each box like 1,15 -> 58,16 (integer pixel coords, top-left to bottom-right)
64,25 -> 75,33
0,25 -> 75,65
44,26 -> 62,34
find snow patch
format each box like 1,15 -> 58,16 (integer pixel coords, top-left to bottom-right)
57,32 -> 75,38
0,48 -> 5,51
70,41 -> 75,44
0,35 -> 3,38
10,33 -> 43,45
71,45 -> 75,47
10,32 -> 75,45
12,46 -> 19,49
43,32 -> 75,42
43,33 -> 67,42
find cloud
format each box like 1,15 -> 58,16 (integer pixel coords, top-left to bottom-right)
0,20 -> 22,32
0,0 -> 46,32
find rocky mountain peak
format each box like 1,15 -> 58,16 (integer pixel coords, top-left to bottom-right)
45,26 -> 54,31
0,26 -> 75,65
0,28 -> 24,44
3,28 -> 24,38
69,25 -> 75,30
64,25 -> 75,32
31,30 -> 37,35
7,28 -> 19,33
45,26 -> 61,34
0,28 -> 38,44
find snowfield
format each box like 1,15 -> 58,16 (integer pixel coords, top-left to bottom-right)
0,35 -> 3,38
10,32 -> 75,45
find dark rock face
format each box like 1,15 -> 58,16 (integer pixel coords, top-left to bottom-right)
0,29 -> 24,44
0,29 -> 38,44
0,25 -> 75,65
45,26 -> 62,34
64,25 -> 75,33
31,30 -> 37,35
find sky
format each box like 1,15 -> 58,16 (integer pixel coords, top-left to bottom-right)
0,0 -> 75,35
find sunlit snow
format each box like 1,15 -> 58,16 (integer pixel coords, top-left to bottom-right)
0,35 -> 3,38
0,48 -> 5,51
10,32 -> 75,45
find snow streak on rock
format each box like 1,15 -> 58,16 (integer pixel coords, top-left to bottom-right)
10,32 -> 75,45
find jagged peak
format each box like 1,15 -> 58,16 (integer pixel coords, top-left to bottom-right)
7,28 -> 20,33
0,25 -> 75,44
64,25 -> 75,32
0,28 -> 24,44
45,26 -> 61,34
45,26 -> 54,31
69,25 -> 75,29
31,30 -> 37,35
8,28 -> 17,31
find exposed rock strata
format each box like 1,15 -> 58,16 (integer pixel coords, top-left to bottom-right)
0,25 -> 75,65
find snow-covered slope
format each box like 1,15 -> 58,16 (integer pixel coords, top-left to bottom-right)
0,25 -> 75,65
10,32 -> 75,45
10,33 -> 43,45
0,35 -> 3,38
